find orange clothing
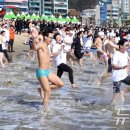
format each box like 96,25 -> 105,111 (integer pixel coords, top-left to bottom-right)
9,28 -> 15,40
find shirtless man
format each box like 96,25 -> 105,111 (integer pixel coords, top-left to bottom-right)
94,31 -> 108,66
99,32 -> 119,83
32,28 -> 64,110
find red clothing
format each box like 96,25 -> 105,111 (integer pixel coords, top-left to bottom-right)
121,32 -> 125,38
9,28 -> 15,40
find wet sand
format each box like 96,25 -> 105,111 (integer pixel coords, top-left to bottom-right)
12,33 -> 29,61
0,34 -> 130,130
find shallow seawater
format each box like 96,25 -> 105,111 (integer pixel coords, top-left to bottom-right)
0,55 -> 130,130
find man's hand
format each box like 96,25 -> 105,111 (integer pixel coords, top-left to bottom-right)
71,49 -> 74,54
50,54 -> 54,58
60,45 -> 64,51
123,65 -> 129,69
31,28 -> 39,38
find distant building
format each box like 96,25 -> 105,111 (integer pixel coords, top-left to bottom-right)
68,9 -> 80,18
95,5 -> 100,26
53,0 -> 68,16
111,1 -> 118,21
121,0 -> 130,20
101,0 -> 112,4
95,0 -> 130,26
43,0 -> 53,16
28,0 -> 41,15
81,9 -> 95,25
28,0 -> 68,16
0,0 -> 28,13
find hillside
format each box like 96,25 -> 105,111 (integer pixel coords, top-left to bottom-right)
68,0 -> 98,11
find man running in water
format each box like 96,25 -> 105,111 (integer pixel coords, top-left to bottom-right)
94,31 -> 108,66
99,32 -> 119,84
112,38 -> 130,104
32,28 -> 64,110
52,33 -> 77,88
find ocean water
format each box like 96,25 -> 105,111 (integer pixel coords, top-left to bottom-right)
0,53 -> 130,130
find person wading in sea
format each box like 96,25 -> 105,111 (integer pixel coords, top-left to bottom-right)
32,28 -> 64,111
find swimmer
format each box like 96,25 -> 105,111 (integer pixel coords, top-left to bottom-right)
32,28 -> 64,111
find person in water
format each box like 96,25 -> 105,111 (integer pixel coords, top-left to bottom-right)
111,38 -> 130,104
32,28 -> 64,110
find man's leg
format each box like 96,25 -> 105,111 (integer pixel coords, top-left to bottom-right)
8,42 -> 11,52
99,72 -> 111,84
120,86 -> 130,102
48,73 -> 64,89
79,58 -> 83,68
10,40 -> 14,52
3,49 -> 11,62
0,53 -> 4,67
112,81 -> 121,102
59,63 -> 77,88
67,51 -> 75,66
38,87 -> 44,99
38,77 -> 51,110
121,76 -> 130,101
57,65 -> 64,78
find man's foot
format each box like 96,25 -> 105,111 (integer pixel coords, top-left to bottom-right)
71,84 -> 78,88
38,87 -> 44,99
2,65 -> 5,68
11,51 -> 15,52
111,93 -> 124,110
96,78 -> 101,86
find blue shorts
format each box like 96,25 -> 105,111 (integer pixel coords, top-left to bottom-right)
36,69 -> 51,78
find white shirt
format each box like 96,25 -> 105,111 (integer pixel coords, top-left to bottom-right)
115,37 -> 120,44
2,35 -> 7,50
70,30 -> 76,38
59,30 -> 66,41
111,51 -> 129,82
63,35 -> 73,51
51,39 -> 56,46
83,36 -> 93,48
49,39 -> 56,54
52,43 -> 67,66
2,28 -> 9,42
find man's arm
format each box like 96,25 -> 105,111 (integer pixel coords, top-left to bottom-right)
108,41 -> 119,49
127,55 -> 130,61
32,36 -> 43,51
31,28 -> 43,51
112,64 -> 129,70
94,38 -> 99,48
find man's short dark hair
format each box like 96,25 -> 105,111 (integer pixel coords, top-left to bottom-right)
10,25 -> 14,27
53,33 -> 60,40
125,32 -> 129,35
42,30 -> 53,37
118,38 -> 128,46
77,31 -> 83,37
1,30 -> 5,34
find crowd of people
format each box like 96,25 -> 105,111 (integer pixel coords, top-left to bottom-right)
1,18 -> 130,110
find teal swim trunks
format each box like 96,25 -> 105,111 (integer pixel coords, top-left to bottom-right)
36,68 -> 51,78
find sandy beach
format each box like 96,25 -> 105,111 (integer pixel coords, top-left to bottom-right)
12,33 -> 29,61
